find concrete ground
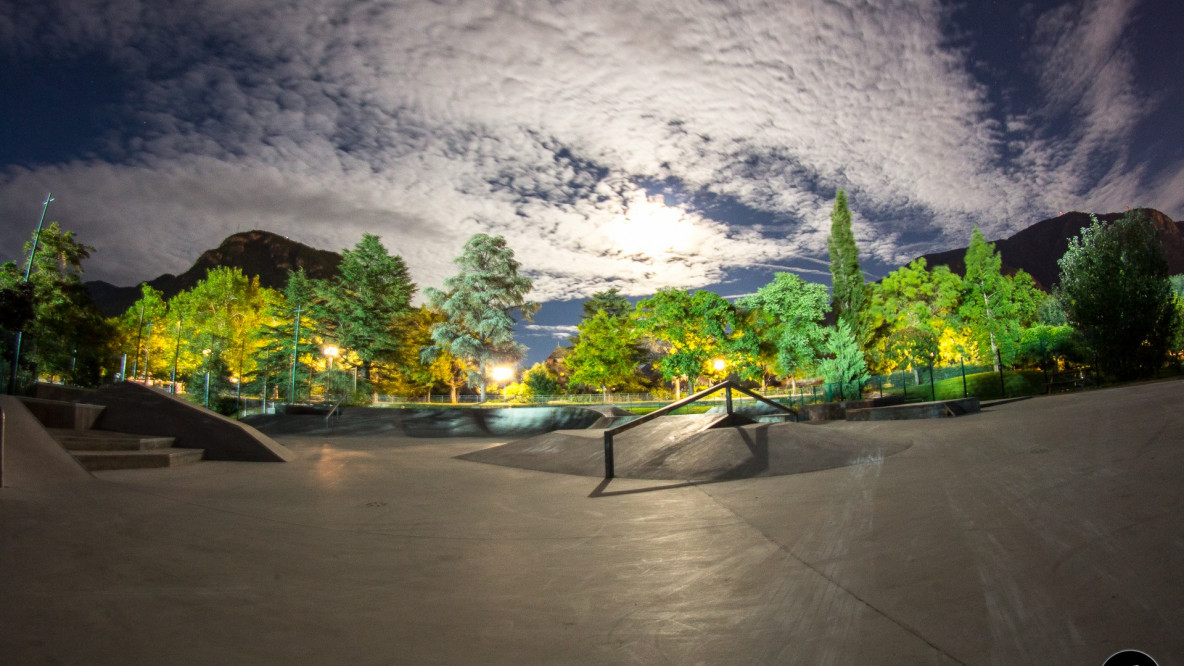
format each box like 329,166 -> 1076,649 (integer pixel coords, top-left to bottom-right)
2,381 -> 1182,664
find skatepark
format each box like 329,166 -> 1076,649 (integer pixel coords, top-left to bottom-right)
2,380 -> 1182,664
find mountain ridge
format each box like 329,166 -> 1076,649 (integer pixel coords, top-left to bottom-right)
912,208 -> 1184,289
86,230 -> 341,316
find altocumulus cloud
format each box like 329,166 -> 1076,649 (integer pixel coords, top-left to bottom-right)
1,0 -> 1180,302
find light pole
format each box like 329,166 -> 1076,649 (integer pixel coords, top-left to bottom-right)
202,348 -> 212,408
322,345 -> 338,402
170,316 -> 183,394
288,306 -> 302,404
8,192 -> 53,394
928,352 -> 936,402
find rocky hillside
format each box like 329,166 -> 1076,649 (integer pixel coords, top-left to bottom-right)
86,230 -> 341,316
915,208 -> 1184,290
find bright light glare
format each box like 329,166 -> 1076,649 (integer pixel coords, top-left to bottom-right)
608,198 -> 692,256
712,358 -> 726,371
322,345 -> 339,358
490,366 -> 514,382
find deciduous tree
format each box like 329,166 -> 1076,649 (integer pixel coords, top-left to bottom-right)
1057,211 -> 1178,379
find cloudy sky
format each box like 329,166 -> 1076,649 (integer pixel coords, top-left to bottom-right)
2,0 -> 1182,365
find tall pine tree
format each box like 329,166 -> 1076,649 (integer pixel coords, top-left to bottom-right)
423,234 -> 538,400
827,190 -> 865,329
314,234 -> 416,383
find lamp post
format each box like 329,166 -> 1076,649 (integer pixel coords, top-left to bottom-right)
322,345 -> 339,402
202,348 -> 212,408
288,306 -> 302,404
170,317 -> 183,394
8,192 -> 54,395
928,352 -> 936,402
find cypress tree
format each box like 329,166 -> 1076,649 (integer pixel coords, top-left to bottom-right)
827,190 -> 865,328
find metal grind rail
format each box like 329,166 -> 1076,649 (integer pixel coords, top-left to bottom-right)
601,380 -> 797,479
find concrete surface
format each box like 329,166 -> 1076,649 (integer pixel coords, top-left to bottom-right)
90,382 -> 293,462
461,414 -> 910,480
3,380 -> 1183,664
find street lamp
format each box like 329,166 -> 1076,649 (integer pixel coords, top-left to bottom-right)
8,192 -> 53,394
322,345 -> 339,402
202,348 -> 212,408
490,365 -> 513,401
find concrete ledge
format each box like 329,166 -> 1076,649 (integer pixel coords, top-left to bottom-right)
88,383 -> 293,462
16,396 -> 105,430
1,396 -> 93,488
799,395 -> 905,422
845,397 -> 981,421
31,382 -> 96,403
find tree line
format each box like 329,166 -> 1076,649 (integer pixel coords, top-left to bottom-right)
1,228 -> 537,409
552,197 -> 1184,401
3,197 -> 1181,408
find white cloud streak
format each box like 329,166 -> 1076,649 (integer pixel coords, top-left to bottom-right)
1,0 -> 1180,301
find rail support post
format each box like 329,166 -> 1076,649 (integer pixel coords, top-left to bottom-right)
603,432 -> 615,479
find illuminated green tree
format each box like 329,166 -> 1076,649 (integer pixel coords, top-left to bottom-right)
827,190 -> 866,329
424,234 -> 538,400
960,229 -> 1042,369
1057,211 -> 1178,379
817,320 -> 869,401
314,233 -> 415,383
739,273 -> 829,388
2,222 -> 113,386
567,310 -> 642,399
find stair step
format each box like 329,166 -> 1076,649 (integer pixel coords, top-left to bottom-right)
70,448 -> 205,471
47,428 -> 176,451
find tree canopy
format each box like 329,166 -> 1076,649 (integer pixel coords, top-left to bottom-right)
827,190 -> 865,328
423,233 -> 538,400
314,233 -> 415,381
1057,211 -> 1178,379
738,272 -> 829,383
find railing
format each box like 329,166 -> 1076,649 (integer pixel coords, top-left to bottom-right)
601,380 -> 795,479
325,396 -> 346,426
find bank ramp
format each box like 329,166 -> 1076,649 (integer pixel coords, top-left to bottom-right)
458,413 -> 910,480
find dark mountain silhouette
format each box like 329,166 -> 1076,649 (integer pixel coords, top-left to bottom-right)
86,230 -> 342,316
914,208 -> 1184,290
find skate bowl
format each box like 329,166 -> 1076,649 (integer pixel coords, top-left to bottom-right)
459,414 -> 911,481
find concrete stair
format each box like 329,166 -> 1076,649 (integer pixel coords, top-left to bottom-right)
44,428 -> 205,472
18,394 -> 206,472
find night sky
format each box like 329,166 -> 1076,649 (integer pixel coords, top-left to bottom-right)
2,0 -> 1182,366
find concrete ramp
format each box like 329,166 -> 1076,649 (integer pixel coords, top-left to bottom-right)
845,397 -> 980,421
459,415 -> 909,480
1,396 -> 93,488
89,383 -> 293,462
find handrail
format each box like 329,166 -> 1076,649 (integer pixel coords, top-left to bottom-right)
601,380 -> 796,479
325,397 -> 345,426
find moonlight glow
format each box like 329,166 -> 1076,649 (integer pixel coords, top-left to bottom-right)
608,197 -> 697,258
